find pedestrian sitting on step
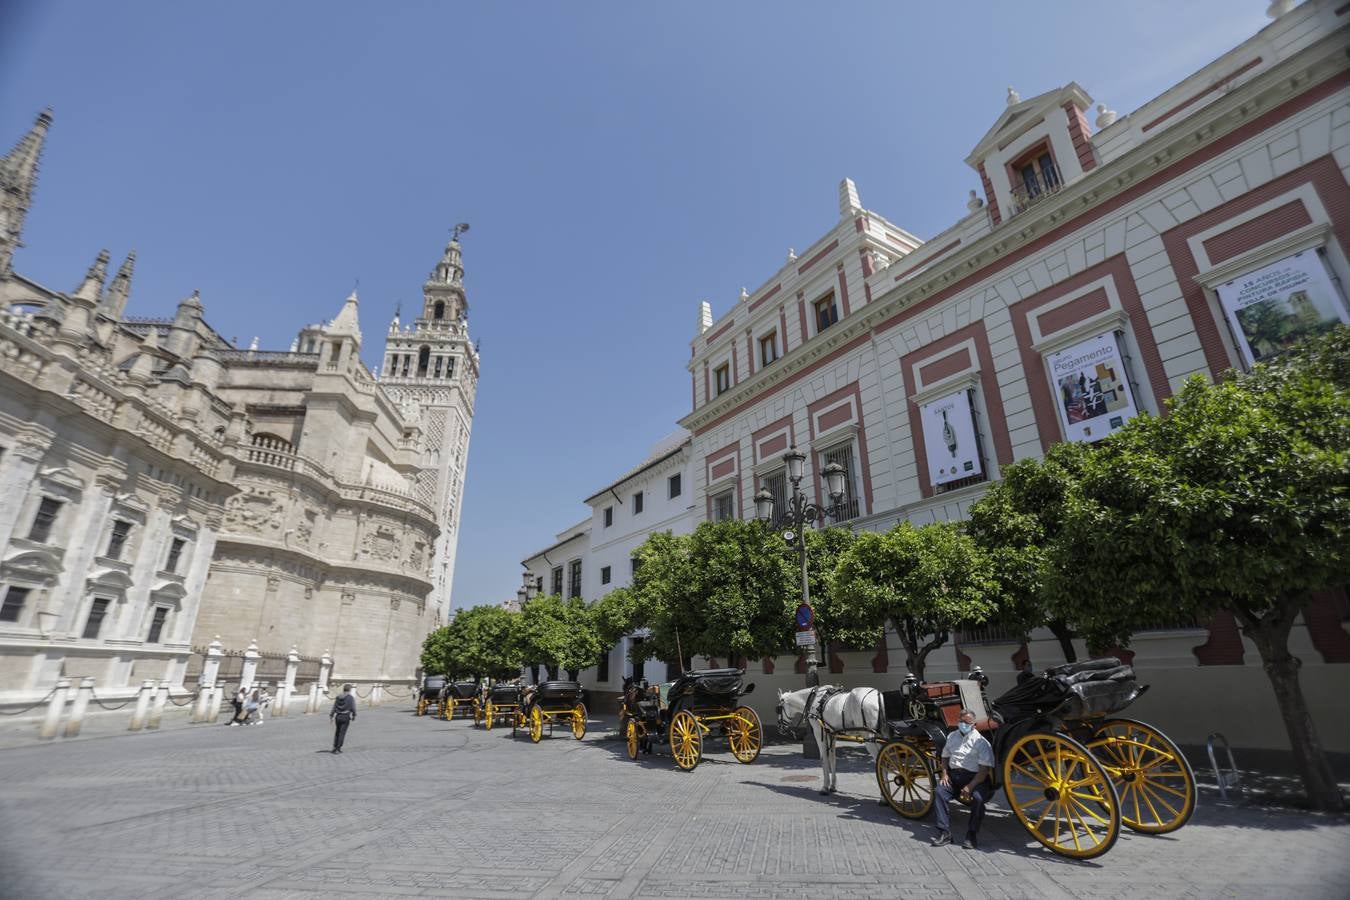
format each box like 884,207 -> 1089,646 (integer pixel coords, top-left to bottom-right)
931,708 -> 994,850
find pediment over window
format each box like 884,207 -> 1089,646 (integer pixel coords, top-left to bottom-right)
86,566 -> 136,592
38,467 -> 85,494
150,581 -> 188,604
965,83 -> 1092,168
2,547 -> 64,581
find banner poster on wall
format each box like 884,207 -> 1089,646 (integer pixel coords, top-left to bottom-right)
1046,331 -> 1139,443
1215,250 -> 1349,368
920,390 -> 982,486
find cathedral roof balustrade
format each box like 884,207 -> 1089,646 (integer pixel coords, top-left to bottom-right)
218,349 -> 320,368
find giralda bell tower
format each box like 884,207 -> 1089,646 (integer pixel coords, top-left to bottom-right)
379,225 -> 479,623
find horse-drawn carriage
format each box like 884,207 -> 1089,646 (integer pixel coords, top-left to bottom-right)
622,668 -> 763,770
779,658 -> 1195,860
416,675 -> 446,717
440,680 -> 481,721
512,680 -> 588,743
474,680 -> 523,730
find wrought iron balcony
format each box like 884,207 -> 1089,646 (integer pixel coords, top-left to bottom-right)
1009,164 -> 1063,216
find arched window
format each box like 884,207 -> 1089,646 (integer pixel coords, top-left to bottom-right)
433,301 -> 445,320
417,346 -> 431,377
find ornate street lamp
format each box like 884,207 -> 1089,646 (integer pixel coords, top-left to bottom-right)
753,448 -> 849,691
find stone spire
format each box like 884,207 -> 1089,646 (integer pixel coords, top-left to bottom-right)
128,327 -> 160,383
430,239 -> 464,288
839,177 -> 861,217
0,109 -> 52,276
326,289 -> 362,347
73,249 -> 110,301
101,251 -> 136,320
422,224 -> 470,322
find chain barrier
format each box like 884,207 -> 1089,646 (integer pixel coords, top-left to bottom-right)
353,686 -> 373,699
383,686 -> 412,699
89,688 -> 138,711
0,686 -> 58,716
165,691 -> 197,708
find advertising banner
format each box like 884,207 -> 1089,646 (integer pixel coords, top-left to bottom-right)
1215,250 -> 1349,368
1046,331 -> 1139,443
920,390 -> 982,486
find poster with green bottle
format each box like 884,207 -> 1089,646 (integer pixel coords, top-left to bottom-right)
920,389 -> 982,486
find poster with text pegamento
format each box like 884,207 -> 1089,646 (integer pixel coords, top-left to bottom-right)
920,390 -> 982,486
1215,250 -> 1349,368
1046,331 -> 1139,443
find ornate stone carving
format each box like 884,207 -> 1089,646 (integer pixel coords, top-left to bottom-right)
222,487 -> 283,533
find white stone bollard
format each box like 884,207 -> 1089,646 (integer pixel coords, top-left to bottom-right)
206,685 -> 224,723
306,683 -> 320,714
63,677 -> 95,738
128,680 -> 156,731
240,639 -> 260,691
278,645 -> 300,717
371,682 -> 383,708
317,649 -> 332,693
39,679 -> 71,740
147,681 -> 169,729
192,684 -> 211,723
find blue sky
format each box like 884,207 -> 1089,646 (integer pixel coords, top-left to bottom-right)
0,1 -> 1266,609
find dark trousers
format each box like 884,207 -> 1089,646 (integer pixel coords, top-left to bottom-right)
333,717 -> 351,751
935,767 -> 993,836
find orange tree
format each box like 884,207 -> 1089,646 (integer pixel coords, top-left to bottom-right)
1051,327 -> 1348,811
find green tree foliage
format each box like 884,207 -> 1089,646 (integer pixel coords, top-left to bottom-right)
965,442 -> 1095,662
633,520 -> 797,665
1051,326 -> 1349,811
832,521 -> 996,681
420,605 -> 524,679
520,594 -> 603,679
590,587 -> 644,649
800,527 -> 871,650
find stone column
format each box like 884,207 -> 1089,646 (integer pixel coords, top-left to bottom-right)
63,677 -> 95,738
240,639 -> 260,691
317,649 -> 332,693
278,645 -> 299,717
147,681 -> 168,729
206,685 -> 223,723
194,636 -> 222,722
38,678 -> 71,740
127,679 -> 155,731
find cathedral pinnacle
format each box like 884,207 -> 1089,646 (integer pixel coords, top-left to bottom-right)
326,289 -> 363,347
73,249 -> 110,301
0,109 -> 53,276
101,251 -> 136,319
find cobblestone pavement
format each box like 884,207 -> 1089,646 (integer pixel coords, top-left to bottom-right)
1,707 -> 1347,899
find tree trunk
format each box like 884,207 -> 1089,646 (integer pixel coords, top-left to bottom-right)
1241,603 -> 1345,812
566,668 -> 579,681
1047,619 -> 1078,663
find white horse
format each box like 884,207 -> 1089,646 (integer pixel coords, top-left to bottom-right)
776,686 -> 885,796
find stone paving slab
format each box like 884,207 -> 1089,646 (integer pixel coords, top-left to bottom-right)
1,707 -> 1347,899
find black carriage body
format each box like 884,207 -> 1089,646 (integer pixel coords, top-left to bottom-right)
666,668 -> 744,713
488,683 -> 521,706
420,676 -> 447,701
446,680 -> 480,700
525,680 -> 583,712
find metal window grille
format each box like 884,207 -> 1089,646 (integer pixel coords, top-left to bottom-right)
551,567 -> 563,596
957,622 -> 1024,645
668,473 -> 681,498
633,491 -> 643,514
82,598 -> 110,639
822,445 -> 860,521
762,470 -> 787,524
568,560 -> 582,598
28,497 -> 61,543
604,506 -> 613,527
165,538 -> 186,573
0,586 -> 30,622
601,566 -> 611,585
146,606 -> 169,644
106,520 -> 132,560
712,491 -> 735,521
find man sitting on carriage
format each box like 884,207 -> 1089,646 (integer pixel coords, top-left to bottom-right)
932,707 -> 994,849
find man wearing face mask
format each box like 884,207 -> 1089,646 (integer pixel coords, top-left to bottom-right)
931,708 -> 995,849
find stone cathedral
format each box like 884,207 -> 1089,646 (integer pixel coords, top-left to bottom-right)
0,110 -> 479,706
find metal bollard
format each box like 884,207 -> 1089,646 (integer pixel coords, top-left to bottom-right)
63,677 -> 95,738
147,681 -> 168,729
1207,731 -> 1243,801
128,680 -> 156,731
38,679 -> 71,740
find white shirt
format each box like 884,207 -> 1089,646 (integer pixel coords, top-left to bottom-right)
942,727 -> 994,774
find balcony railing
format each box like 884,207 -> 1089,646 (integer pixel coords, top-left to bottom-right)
1009,164 -> 1062,216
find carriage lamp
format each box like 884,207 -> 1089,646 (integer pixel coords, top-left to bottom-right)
753,488 -> 774,522
822,461 -> 846,503
783,446 -> 807,482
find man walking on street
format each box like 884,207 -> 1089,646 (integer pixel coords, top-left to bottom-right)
330,684 -> 357,753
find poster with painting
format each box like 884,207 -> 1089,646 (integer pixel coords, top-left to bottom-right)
920,390 -> 982,486
1046,331 -> 1139,443
1215,250 -> 1349,368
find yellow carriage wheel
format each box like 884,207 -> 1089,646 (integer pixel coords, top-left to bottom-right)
727,706 -> 762,764
415,697 -> 427,717
625,718 -> 640,760
571,703 -> 588,740
529,705 -> 543,743
484,700 -> 494,731
1003,731 -> 1121,860
874,740 -> 935,819
442,699 -> 453,721
473,700 -> 483,727
1088,718 -> 1196,834
669,710 -> 702,771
